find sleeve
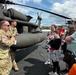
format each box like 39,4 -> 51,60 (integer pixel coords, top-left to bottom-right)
12,28 -> 18,37
4,40 -> 14,47
70,32 -> 76,40
0,34 -> 14,47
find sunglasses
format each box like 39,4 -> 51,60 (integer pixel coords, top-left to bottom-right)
3,25 -> 10,27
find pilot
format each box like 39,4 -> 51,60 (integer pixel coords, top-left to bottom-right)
0,20 -> 15,75
8,20 -> 19,71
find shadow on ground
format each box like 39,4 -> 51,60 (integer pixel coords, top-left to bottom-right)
24,58 -> 52,75
15,45 -> 39,62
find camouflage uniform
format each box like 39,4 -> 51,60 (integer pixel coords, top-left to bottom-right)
8,26 -> 18,37
7,26 -> 18,70
0,29 -> 14,75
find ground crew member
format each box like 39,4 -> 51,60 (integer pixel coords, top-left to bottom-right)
8,20 -> 19,71
0,20 -> 15,75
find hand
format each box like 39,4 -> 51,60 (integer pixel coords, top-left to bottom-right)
11,37 -> 15,43
16,33 -> 19,36
62,40 -> 65,43
2,36 -> 8,43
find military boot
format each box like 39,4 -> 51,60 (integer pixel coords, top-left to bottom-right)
13,65 -> 19,71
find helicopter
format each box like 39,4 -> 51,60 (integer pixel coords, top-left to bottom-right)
0,0 -> 46,49
0,0 -> 74,49
1,0 -> 76,69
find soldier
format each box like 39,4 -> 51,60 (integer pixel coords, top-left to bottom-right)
0,20 -> 16,75
8,20 -> 19,71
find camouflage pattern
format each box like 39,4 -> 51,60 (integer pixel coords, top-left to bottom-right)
8,26 -> 18,37
0,29 -> 14,75
7,26 -> 18,69
10,51 -> 17,68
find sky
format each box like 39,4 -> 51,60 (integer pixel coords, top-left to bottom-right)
6,0 -> 76,26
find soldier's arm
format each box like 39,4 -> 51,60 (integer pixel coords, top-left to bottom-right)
0,34 -> 15,47
12,28 -> 18,37
5,38 -> 15,47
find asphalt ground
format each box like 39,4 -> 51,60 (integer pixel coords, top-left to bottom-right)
10,32 -> 68,75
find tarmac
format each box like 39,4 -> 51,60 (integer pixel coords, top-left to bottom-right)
10,32 -> 68,75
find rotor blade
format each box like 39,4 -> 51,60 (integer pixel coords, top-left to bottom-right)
0,0 -> 5,3
0,0 -> 71,19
